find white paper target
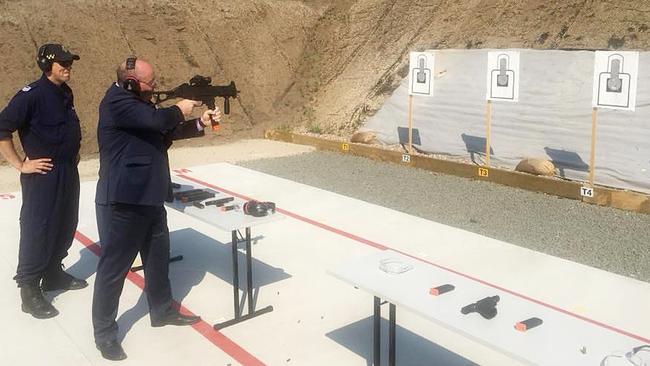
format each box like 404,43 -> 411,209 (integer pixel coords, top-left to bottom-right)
486,51 -> 520,102
408,51 -> 435,97
592,51 -> 639,111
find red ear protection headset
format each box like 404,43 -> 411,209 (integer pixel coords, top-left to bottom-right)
122,56 -> 140,94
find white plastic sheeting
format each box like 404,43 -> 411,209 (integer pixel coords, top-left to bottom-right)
363,49 -> 650,194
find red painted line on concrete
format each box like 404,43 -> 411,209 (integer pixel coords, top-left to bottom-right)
178,172 -> 650,345
73,231 -> 266,366
276,209 -> 389,250
392,250 -> 650,344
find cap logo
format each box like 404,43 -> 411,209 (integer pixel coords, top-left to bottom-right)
46,54 -> 55,60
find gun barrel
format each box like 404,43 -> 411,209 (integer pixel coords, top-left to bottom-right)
461,303 -> 476,315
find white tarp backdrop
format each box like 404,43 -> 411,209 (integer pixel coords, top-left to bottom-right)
363,49 -> 650,194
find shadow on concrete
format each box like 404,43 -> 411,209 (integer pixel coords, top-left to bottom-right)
117,227 -> 290,342
327,316 -> 477,366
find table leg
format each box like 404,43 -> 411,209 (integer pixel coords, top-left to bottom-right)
389,303 -> 396,366
130,254 -> 183,273
169,254 -> 184,264
246,227 -> 254,314
374,296 -> 381,366
231,229 -> 240,318
213,227 -> 273,330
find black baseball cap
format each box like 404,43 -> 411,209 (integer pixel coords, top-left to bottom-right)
39,43 -> 80,63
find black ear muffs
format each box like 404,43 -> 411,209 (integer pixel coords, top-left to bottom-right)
37,45 -> 52,72
122,56 -> 140,94
243,200 -> 276,217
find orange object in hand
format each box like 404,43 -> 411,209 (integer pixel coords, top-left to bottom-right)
211,120 -> 220,132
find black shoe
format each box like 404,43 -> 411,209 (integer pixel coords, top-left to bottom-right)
96,339 -> 127,361
20,282 -> 59,319
151,310 -> 201,327
42,265 -> 88,291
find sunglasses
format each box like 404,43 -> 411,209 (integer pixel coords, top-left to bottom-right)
140,78 -> 156,88
57,60 -> 73,68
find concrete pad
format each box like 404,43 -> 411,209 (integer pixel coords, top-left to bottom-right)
0,162 -> 647,366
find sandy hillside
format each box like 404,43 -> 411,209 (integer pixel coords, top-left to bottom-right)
0,0 -> 647,155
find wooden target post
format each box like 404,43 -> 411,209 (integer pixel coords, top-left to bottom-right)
407,51 -> 435,156
483,51 -> 519,177
587,50 -> 639,196
485,100 -> 493,168
588,107 -> 598,187
407,95 -> 414,154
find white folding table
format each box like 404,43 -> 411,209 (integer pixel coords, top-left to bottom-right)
166,176 -> 283,329
329,249 -> 647,366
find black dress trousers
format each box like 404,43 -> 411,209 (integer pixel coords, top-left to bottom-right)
92,203 -> 173,344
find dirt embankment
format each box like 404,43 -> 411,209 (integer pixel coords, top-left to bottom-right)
287,0 -> 650,136
0,0 -> 648,155
0,0 -> 318,154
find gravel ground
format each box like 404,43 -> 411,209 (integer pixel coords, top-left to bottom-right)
240,151 -> 650,283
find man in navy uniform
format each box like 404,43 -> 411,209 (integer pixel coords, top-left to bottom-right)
0,44 -> 87,320
92,56 -> 220,360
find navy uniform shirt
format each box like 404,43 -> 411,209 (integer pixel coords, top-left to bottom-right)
0,74 -> 81,162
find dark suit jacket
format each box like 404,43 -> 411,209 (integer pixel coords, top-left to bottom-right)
95,83 -> 204,206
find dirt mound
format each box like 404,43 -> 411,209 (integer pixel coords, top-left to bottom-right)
288,0 -> 650,136
0,0 -> 647,155
0,0 -> 318,154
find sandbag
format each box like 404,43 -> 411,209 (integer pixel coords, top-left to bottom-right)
350,131 -> 378,144
515,158 -> 556,176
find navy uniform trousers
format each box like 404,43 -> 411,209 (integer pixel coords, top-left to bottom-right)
16,162 -> 79,286
2,75 -> 83,287
92,202 -> 173,343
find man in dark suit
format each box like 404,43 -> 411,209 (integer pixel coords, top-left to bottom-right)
92,57 -> 220,361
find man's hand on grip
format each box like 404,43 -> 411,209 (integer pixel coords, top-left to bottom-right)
175,99 -> 201,118
200,107 -> 222,130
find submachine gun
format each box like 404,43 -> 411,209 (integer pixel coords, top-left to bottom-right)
152,75 -> 238,131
